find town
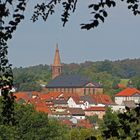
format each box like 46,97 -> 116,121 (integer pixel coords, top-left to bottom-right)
13,46 -> 140,129
1,0 -> 140,139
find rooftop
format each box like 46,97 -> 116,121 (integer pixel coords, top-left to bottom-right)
47,74 -> 101,88
116,88 -> 140,97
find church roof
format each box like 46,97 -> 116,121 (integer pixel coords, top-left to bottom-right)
47,74 -> 101,88
47,74 -> 89,88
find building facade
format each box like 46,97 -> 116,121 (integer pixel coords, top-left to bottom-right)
47,45 -> 103,95
115,87 -> 140,105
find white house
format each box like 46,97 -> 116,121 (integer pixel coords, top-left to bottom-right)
67,96 -> 85,109
115,87 -> 140,105
68,108 -> 85,120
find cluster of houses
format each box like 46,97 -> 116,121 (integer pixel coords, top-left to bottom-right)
12,47 -> 140,128
14,87 -> 140,128
14,90 -> 112,128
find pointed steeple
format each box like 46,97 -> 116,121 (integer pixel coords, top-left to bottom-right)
53,44 -> 61,66
51,44 -> 62,79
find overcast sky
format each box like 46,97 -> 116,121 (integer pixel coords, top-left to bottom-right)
8,1 -> 140,67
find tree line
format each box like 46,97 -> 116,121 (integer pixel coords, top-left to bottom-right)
13,58 -> 140,96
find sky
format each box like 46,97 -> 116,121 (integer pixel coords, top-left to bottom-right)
8,1 -> 140,67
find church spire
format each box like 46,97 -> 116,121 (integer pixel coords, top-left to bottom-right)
51,44 -> 62,79
53,43 -> 61,66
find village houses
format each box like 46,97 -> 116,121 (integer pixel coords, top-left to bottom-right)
13,46 -> 140,128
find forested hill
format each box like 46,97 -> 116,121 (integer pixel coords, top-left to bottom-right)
63,58 -> 140,78
13,58 -> 140,92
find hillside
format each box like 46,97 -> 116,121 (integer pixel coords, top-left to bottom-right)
13,58 -> 140,92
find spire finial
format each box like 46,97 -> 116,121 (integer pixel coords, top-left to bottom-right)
56,43 -> 58,49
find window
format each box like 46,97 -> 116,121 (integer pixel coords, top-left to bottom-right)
84,88 -> 86,95
72,88 -> 74,93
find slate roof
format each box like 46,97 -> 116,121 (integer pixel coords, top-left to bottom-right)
47,74 -> 100,88
68,108 -> 85,116
52,100 -> 67,105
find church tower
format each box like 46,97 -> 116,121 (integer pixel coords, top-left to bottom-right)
51,44 -> 62,79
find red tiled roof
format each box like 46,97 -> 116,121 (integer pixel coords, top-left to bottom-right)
29,98 -> 48,107
116,88 -> 140,97
61,120 -> 73,128
35,101 -> 46,107
14,92 -> 30,102
118,84 -> 126,89
38,92 -> 62,100
64,94 -> 83,104
31,91 -> 41,96
85,106 -> 106,111
61,93 -> 80,100
71,95 -> 81,104
68,108 -> 85,115
36,106 -> 51,114
77,120 -> 93,129
91,94 -> 113,105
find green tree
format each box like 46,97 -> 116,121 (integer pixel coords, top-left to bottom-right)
70,128 -> 80,140
18,82 -> 42,92
100,105 -> 140,140
100,107 -> 120,139
131,76 -> 140,90
13,65 -> 51,91
32,0 -> 140,30
0,100 -> 69,140
80,128 -> 94,140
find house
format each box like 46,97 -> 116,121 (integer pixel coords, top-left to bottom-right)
49,108 -> 71,119
80,95 -> 97,108
84,106 -> 106,119
67,95 -> 97,109
68,108 -> 85,120
52,99 -> 68,107
46,46 -> 103,95
115,87 -> 140,105
67,96 -> 85,109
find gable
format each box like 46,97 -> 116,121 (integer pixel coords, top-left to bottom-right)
132,93 -> 140,97
85,82 -> 102,88
67,97 -> 76,104
85,82 -> 95,87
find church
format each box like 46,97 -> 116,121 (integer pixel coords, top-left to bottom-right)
46,45 -> 103,95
